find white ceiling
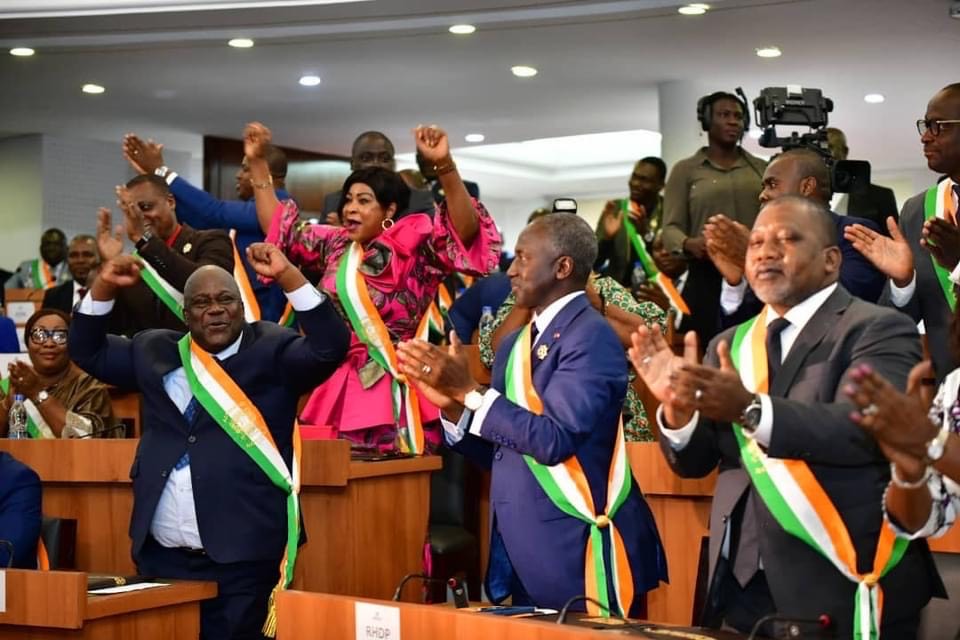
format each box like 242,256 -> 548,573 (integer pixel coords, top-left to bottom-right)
0,0 -> 957,201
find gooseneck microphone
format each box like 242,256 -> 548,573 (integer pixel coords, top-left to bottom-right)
747,612 -> 833,639
77,423 -> 129,439
391,573 -> 447,601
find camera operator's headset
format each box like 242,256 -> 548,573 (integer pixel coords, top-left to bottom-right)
696,87 -> 765,180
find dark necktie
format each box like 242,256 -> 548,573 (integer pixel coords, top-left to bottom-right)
529,322 -> 539,348
765,317 -> 791,384
174,397 -> 201,471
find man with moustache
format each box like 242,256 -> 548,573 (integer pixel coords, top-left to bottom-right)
97,174 -> 233,336
42,234 -> 100,313
69,245 -> 349,639
630,195 -> 943,636
123,134 -> 291,322
396,213 -> 667,616
845,83 -> 960,382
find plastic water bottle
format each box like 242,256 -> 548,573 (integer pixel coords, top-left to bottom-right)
8,394 -> 29,439
479,305 -> 495,336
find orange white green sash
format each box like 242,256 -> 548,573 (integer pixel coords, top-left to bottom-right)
621,200 -> 690,316
30,259 -> 55,289
504,323 -> 635,618
0,378 -> 55,439
335,243 -> 425,454
729,309 -> 909,639
132,250 -> 185,322
923,179 -> 958,311
416,301 -> 444,342
229,229 -> 295,325
178,334 -> 301,637
436,283 -> 454,318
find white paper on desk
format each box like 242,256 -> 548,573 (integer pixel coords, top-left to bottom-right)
0,570 -> 6,613
355,601 -> 400,640
88,581 -> 169,595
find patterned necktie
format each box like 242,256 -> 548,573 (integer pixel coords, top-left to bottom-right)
174,397 -> 201,471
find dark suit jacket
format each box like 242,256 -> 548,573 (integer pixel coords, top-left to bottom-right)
110,224 -> 233,337
69,298 -> 350,565
0,451 -> 42,569
661,287 -> 942,634
42,279 -> 76,314
882,190 -> 959,381
455,294 -> 667,614
848,183 -> 899,232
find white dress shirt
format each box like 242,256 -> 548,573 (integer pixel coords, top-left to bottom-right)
442,290 -> 586,444
79,282 -> 326,549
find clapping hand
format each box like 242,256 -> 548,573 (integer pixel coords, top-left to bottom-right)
116,185 -> 145,244
7,361 -> 42,399
96,207 -> 125,260
244,122 -> 272,160
413,125 -> 450,165
98,255 -> 143,289
122,134 -> 165,175
922,218 -> 960,271
704,215 -> 748,285
397,332 -> 476,417
628,326 -> 699,427
843,217 -> 914,286
599,200 -> 624,240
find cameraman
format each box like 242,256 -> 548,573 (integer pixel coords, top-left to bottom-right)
661,91 -> 767,347
826,127 -> 899,234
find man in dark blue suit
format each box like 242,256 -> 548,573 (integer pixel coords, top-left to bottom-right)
707,148 -> 887,328
0,451 -> 41,569
69,245 -> 349,639
397,213 -> 667,616
123,134 -> 292,322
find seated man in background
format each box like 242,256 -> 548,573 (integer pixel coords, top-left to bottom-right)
400,213 -> 667,615
5,227 -> 71,290
69,246 -> 349,639
1,309 -> 117,438
42,234 -> 100,313
97,174 -> 233,336
123,134 -> 292,322
0,451 -> 41,568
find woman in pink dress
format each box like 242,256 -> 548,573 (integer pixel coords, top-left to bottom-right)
245,122 -> 501,454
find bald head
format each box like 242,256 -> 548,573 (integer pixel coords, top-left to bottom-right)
184,265 -> 240,302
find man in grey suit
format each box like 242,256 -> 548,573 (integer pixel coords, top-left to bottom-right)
844,83 -> 960,381
630,195 -> 943,636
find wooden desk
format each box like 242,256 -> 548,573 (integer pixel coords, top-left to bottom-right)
275,591 -> 740,640
0,570 -> 216,639
0,440 -> 440,601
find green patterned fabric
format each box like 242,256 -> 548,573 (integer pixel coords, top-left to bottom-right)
478,276 -> 665,441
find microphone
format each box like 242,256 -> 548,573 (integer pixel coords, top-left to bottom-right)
77,423 -> 128,439
391,573 -> 447,601
0,539 -> 14,568
748,613 -> 833,640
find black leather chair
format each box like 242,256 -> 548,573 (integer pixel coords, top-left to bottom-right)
424,446 -> 481,603
38,516 -> 77,570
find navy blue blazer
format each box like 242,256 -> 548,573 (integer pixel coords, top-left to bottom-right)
69,298 -> 349,565
0,452 -> 42,569
456,294 -> 667,614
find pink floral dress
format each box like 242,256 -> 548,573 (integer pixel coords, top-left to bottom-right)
267,198 -> 502,452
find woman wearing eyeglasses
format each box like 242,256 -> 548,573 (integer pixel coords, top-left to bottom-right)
0,309 -> 116,438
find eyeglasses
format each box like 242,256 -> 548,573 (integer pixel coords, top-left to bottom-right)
187,294 -> 241,311
916,119 -> 960,137
29,327 -> 68,345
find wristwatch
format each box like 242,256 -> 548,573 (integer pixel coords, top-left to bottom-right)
925,427 -> 950,463
35,389 -> 50,405
464,387 -> 487,412
739,395 -> 763,431
153,166 -> 171,180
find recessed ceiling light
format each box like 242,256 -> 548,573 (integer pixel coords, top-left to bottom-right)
10,47 -> 35,57
449,24 -> 476,35
755,46 -> 782,58
511,65 -> 538,78
864,93 -> 885,104
465,133 -> 485,143
678,4 -> 709,15
228,38 -> 254,49
82,83 -> 105,94
299,75 -> 322,87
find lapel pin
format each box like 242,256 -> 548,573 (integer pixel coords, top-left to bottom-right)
552,331 -> 560,339
182,242 -> 193,254
536,344 -> 549,360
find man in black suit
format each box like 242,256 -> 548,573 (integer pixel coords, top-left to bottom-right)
826,127 -> 899,233
69,246 -> 349,639
42,234 -> 100,313
97,174 -> 234,336
844,83 -> 960,381
630,195 -> 943,636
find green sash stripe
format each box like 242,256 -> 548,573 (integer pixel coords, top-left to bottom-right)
923,185 -> 957,312
621,200 -> 657,280
31,259 -> 45,289
133,250 -> 185,321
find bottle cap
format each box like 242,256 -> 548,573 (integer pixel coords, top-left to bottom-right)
13,393 -> 25,402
